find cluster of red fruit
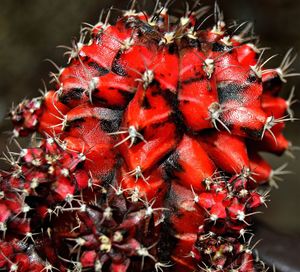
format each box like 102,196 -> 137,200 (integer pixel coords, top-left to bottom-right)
0,2 -> 297,271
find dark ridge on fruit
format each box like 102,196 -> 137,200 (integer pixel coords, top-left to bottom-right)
88,61 -> 110,76
262,74 -> 282,92
167,43 -> 177,54
125,18 -> 160,42
101,170 -> 116,188
138,23 -> 162,41
62,118 -> 83,133
159,89 -> 179,110
59,88 -> 84,104
98,109 -> 123,133
212,42 -> 233,52
180,37 -> 201,49
217,82 -> 244,103
246,72 -> 259,83
90,92 -> 109,106
141,95 -> 152,109
100,119 -> 120,133
118,88 -> 135,102
164,151 -> 183,176
112,51 -> 128,76
181,75 -> 205,85
242,127 -> 263,139
158,215 -> 177,265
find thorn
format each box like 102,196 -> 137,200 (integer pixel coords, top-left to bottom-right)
286,86 -> 298,119
58,255 -> 82,272
140,197 -> 169,217
196,13 -> 214,31
109,126 -> 147,148
129,0 -> 137,11
44,59 -> 64,77
94,259 -> 103,272
232,21 -> 253,41
198,261 -> 214,272
203,58 -> 215,78
251,53 -> 278,78
207,102 -> 231,133
190,185 -> 199,203
137,242 -> 158,271
236,210 -> 262,225
102,206 -> 113,220
212,1 -> 225,34
85,77 -> 100,104
41,260 -> 60,272
220,35 -> 232,46
21,231 -> 39,244
269,163 -> 292,188
0,250 -> 18,272
70,214 -> 82,233
276,48 -> 300,82
99,235 -> 112,253
199,231 -> 216,241
124,166 -> 150,184
239,166 -> 257,183
109,182 -> 125,195
127,186 -> 141,202
238,228 -> 254,242
65,237 -> 86,254
57,33 -> 86,63
121,37 -> 135,51
260,190 -> 271,208
154,261 -> 173,272
261,115 -> 297,142
245,238 -> 262,254
136,69 -> 154,89
0,222 -> 7,239
284,141 -> 300,159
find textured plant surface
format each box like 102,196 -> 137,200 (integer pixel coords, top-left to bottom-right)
0,1 -> 298,271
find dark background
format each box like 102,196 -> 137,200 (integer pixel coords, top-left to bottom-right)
0,0 -> 299,262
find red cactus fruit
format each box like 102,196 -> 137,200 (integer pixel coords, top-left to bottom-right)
1,2 -> 298,271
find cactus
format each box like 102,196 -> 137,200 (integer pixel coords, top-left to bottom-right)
0,1 -> 297,271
